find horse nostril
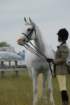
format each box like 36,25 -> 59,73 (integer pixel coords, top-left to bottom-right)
22,38 -> 26,42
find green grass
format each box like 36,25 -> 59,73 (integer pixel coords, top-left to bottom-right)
0,70 -> 70,105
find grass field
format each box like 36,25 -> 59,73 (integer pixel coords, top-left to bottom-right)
0,70 -> 70,105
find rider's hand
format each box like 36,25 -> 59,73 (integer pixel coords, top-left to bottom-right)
47,58 -> 54,63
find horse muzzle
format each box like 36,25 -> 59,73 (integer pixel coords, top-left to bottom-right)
17,36 -> 27,46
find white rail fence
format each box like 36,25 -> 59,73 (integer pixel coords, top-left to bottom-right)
0,61 -> 27,77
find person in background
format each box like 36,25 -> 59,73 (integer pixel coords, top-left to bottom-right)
47,28 -> 69,105
54,28 -> 69,105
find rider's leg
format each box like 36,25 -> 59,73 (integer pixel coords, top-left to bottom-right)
56,75 -> 69,105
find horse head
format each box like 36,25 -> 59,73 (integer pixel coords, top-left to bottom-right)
17,17 -> 37,46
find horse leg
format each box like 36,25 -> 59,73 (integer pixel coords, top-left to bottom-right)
42,72 -> 48,104
32,68 -> 38,105
47,69 -> 55,105
42,73 -> 47,98
33,76 -> 38,105
38,73 -> 43,98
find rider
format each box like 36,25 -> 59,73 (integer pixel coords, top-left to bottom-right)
48,28 -> 69,105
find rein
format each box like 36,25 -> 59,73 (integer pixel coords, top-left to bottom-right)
24,42 -> 53,73
22,27 -> 53,73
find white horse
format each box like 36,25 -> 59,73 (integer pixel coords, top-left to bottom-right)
17,17 -> 55,105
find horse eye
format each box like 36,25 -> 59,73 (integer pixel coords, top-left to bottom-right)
27,28 -> 31,32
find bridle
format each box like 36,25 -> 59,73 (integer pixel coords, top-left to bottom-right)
22,25 -> 53,73
22,26 -> 36,41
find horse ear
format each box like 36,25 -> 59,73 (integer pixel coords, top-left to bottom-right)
29,17 -> 33,24
24,17 -> 27,22
29,17 -> 35,27
29,17 -> 32,23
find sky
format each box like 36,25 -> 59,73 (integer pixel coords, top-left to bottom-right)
0,0 -> 70,52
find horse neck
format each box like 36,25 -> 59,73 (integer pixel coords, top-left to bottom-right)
34,30 -> 45,54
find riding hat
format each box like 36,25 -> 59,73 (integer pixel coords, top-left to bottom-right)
57,28 -> 69,41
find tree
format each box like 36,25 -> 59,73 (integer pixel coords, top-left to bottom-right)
0,42 -> 10,47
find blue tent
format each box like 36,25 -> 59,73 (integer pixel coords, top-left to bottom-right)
0,51 -> 24,61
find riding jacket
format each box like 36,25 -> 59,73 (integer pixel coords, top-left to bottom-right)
54,43 -> 69,75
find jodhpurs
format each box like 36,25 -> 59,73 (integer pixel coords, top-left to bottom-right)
56,75 -> 67,91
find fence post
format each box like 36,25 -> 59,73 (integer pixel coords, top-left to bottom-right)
1,61 -> 5,78
9,61 -> 11,67
15,60 -> 19,77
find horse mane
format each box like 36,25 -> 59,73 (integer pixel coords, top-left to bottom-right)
35,25 -> 46,54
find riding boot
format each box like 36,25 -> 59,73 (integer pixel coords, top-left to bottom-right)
61,90 -> 69,105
